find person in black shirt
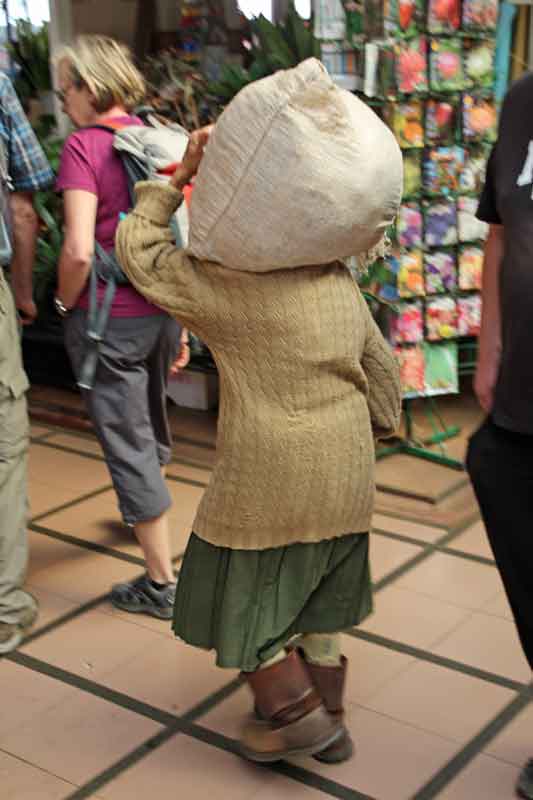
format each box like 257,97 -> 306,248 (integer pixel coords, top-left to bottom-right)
467,72 -> 533,800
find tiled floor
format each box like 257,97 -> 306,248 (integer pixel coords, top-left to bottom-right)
2,415 -> 532,800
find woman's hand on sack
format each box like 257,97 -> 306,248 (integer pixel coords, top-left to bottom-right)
170,328 -> 191,374
170,126 -> 214,191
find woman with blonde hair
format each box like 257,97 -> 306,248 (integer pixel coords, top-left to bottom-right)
54,35 -> 188,617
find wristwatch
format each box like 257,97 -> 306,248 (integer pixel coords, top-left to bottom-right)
54,296 -> 70,317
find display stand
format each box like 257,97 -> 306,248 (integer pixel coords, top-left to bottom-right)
376,396 -> 463,469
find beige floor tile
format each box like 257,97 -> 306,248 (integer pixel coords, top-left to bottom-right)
45,431 -> 104,456
0,750 -> 77,799
100,600 -> 176,637
485,703 -> 533,767
372,512 -> 445,543
167,461 -> 211,484
0,691 -> 161,785
101,635 -> 238,716
365,659 -> 514,742
29,477 -> 98,519
359,585 -> 469,650
433,612 -> 531,684
24,584 -> 81,631
483,591 -> 514,622
250,777 -> 330,799
27,532 -> 141,602
451,519 -> 494,560
338,634 -> 415,704
21,607 -> 163,679
29,423 -> 53,439
0,661 -> 73,737
98,733 -> 276,800
438,753 -> 520,799
369,534 -> 422,583
395,551 -> 503,610
29,443 -> 110,493
201,690 -> 459,800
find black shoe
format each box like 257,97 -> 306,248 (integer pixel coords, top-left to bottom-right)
517,759 -> 533,799
110,573 -> 176,619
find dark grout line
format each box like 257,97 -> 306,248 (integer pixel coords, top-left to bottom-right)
410,685 -> 533,799
8,651 -> 371,800
172,433 -> 216,451
30,485 -> 114,523
29,523 -> 146,566
166,473 -> 208,489
347,628 -> 526,692
372,528 -> 496,568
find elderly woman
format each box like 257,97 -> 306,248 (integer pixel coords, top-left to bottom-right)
117,59 -> 402,764
54,35 -> 188,618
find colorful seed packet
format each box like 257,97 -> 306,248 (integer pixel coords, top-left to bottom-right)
403,151 -> 423,197
457,294 -> 482,336
463,94 -> 498,142
424,201 -> 458,247
426,296 -> 458,340
395,344 -> 425,396
393,0 -> 425,35
398,249 -> 425,297
425,99 -> 457,145
458,244 -> 483,289
396,37 -> 428,94
398,204 -> 423,248
423,147 -> 464,196
460,148 -> 488,193
391,300 -> 424,344
464,39 -> 495,89
424,250 -> 457,294
423,341 -> 459,395
429,38 -> 465,92
462,0 -> 498,31
390,101 -> 424,148
428,0 -> 460,32
458,196 -> 489,242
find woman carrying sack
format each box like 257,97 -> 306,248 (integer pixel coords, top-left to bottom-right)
117,59 -> 403,763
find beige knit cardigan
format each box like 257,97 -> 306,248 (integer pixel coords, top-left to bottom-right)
116,182 -> 402,551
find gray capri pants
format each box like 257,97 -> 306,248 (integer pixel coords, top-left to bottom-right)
64,310 -> 181,525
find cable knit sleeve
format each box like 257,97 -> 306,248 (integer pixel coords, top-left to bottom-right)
115,181 -> 205,326
360,295 -> 402,439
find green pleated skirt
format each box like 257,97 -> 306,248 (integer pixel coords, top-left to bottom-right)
173,531 -> 372,671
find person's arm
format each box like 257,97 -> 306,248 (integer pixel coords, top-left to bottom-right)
56,189 -> 97,309
474,224 -> 503,413
359,290 -> 402,439
9,191 -> 39,323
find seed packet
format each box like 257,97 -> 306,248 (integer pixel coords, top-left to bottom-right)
460,148 -> 488,193
424,250 -> 457,294
364,42 -> 396,98
398,249 -> 425,297
390,101 -> 424,148
403,151 -> 423,197
424,201 -> 458,247
425,296 -> 458,340
457,294 -> 482,336
393,0 -> 425,35
428,0 -> 460,32
463,94 -> 498,142
423,147 -> 464,196
429,39 -> 465,93
391,300 -> 424,344
396,37 -> 428,95
464,39 -> 495,89
395,344 -> 425,396
462,0 -> 498,31
398,203 -> 423,248
425,99 -> 457,145
423,341 -> 459,394
458,196 -> 489,242
342,0 -> 365,44
458,244 -> 483,289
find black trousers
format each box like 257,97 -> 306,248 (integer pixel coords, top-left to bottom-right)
466,417 -> 533,670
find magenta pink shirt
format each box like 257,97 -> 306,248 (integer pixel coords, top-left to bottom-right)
56,115 -> 161,317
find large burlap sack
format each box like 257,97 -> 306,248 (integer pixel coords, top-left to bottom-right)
188,58 -> 402,271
